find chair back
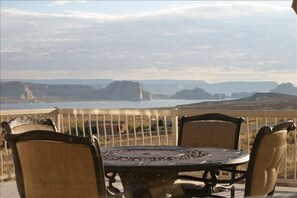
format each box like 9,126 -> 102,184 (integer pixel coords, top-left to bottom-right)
1,116 -> 57,134
244,121 -> 296,197
5,131 -> 107,198
178,113 -> 244,149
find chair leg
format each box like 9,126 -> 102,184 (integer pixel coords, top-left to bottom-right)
268,186 -> 275,196
231,185 -> 235,198
230,171 -> 236,198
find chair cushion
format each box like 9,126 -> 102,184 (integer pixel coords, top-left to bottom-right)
17,141 -> 99,198
250,130 -> 287,196
181,121 -> 236,149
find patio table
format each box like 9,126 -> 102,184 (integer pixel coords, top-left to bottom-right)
102,146 -> 249,198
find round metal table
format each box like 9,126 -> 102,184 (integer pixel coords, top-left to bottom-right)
102,146 -> 249,198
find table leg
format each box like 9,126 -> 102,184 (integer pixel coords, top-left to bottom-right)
105,172 -> 121,194
119,172 -> 177,198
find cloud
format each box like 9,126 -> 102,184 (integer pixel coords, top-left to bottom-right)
47,0 -> 89,7
257,60 -> 281,65
2,2 -> 292,21
1,2 -> 296,84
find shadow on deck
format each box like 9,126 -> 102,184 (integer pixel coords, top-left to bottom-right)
1,180 -> 297,198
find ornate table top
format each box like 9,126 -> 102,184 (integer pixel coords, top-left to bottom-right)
102,146 -> 249,172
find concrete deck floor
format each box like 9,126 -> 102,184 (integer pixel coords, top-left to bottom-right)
1,180 -> 297,198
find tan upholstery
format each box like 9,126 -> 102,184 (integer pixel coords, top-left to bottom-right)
17,141 -> 99,198
181,121 -> 236,149
247,130 -> 288,197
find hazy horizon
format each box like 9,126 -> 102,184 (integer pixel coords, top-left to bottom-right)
0,78 -> 288,85
1,1 -> 296,85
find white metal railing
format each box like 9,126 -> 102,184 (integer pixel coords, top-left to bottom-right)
0,108 -> 296,186
54,108 -> 177,147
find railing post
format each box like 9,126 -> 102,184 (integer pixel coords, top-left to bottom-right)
0,150 -> 3,179
171,108 -> 179,146
55,107 -> 62,132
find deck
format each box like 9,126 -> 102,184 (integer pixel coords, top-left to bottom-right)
1,108 -> 297,197
1,180 -> 297,197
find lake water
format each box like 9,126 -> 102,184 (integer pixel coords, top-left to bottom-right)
0,99 -> 211,110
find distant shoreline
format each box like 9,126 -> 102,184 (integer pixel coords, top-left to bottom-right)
0,99 -> 210,110
177,93 -> 297,110
1,93 -> 297,111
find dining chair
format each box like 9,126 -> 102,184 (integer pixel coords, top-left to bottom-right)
1,116 -> 58,134
175,113 -> 244,197
198,120 -> 296,198
5,130 -> 108,198
243,120 -> 296,197
1,117 -> 60,197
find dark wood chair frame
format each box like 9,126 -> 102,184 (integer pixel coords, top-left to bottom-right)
5,131 -> 107,198
177,113 -> 244,197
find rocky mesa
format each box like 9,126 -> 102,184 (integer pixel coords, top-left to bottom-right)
0,81 -> 152,103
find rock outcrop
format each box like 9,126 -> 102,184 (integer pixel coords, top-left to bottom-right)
270,83 -> 297,96
170,87 -> 225,100
20,84 -> 37,103
97,81 -> 152,101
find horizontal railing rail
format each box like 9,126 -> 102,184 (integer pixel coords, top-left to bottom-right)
0,107 -> 296,186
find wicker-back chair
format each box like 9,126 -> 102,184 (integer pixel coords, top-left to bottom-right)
176,113 -> 244,197
5,130 -> 107,198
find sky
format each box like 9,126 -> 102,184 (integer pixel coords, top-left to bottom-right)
1,0 -> 296,85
